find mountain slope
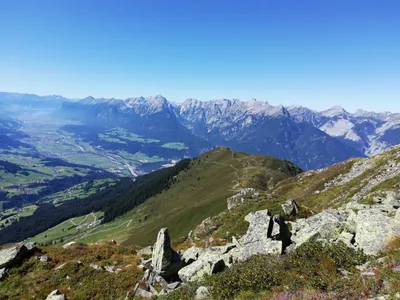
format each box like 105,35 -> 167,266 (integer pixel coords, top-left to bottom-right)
26,147 -> 301,247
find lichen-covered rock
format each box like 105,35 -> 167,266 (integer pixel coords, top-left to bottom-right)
178,253 -> 226,282
45,290 -> 65,300
138,245 -> 153,257
281,199 -> 300,216
40,255 -> 51,262
151,228 -> 182,277
354,208 -> 400,255
291,210 -> 350,247
195,286 -> 210,299
181,247 -> 206,264
240,210 -> 282,259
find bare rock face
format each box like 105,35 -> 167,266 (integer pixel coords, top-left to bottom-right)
151,228 -> 182,278
281,199 -> 299,216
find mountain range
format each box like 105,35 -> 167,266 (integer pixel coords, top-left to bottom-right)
58,94 -> 399,170
1,92 -> 399,170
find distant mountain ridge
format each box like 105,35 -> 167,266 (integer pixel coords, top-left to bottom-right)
1,92 -> 399,170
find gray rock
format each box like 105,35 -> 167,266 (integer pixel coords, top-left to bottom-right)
45,290 -> 65,300
104,266 -> 115,273
227,188 -> 260,211
194,217 -> 217,237
63,241 -> 76,248
0,268 -> 6,281
134,287 -> 153,298
151,228 -> 182,277
181,246 -> 206,264
167,281 -> 180,290
241,210 -> 282,260
0,245 -> 29,269
138,246 -> 153,256
178,254 -> 226,282
281,199 -> 299,216
40,255 -> 51,262
195,286 -> 210,299
89,264 -> 103,270
25,242 -> 36,251
290,210 -> 348,247
355,208 -> 400,255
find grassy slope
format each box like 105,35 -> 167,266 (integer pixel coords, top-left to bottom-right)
34,147 -> 300,247
0,243 -> 141,300
195,146 -> 400,242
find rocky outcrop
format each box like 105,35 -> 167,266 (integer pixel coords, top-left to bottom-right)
45,290 -> 65,300
354,208 -> 400,255
227,188 -> 260,211
0,245 -> 31,269
281,199 -> 299,216
0,268 -> 6,280
138,245 -> 153,257
193,217 -> 217,237
178,244 -> 235,282
151,228 -> 183,278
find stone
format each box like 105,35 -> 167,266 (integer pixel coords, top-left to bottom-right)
194,217 -> 217,237
241,210 -> 282,259
138,246 -> 153,257
25,242 -> 36,251
0,245 -> 30,269
63,242 -> 76,248
195,286 -> 210,299
167,281 -> 180,290
281,199 -> 300,216
45,290 -> 65,300
227,188 -> 260,211
290,210 -> 347,247
151,228 -> 182,277
55,263 -> 67,270
40,255 -> 51,262
188,230 -> 193,238
104,266 -> 115,273
134,287 -> 153,298
181,247 -> 206,264
178,254 -> 226,282
354,208 -> 400,255
89,264 -> 103,270
0,268 -> 6,280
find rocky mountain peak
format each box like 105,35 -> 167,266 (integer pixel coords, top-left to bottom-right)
321,105 -> 349,117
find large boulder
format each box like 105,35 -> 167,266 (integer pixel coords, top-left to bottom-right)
178,253 -> 226,282
240,210 -> 282,260
0,245 -> 30,269
45,290 -> 65,300
281,199 -> 299,216
354,208 -> 400,255
193,217 -> 217,237
151,228 -> 182,278
0,268 -> 6,281
290,210 -> 353,247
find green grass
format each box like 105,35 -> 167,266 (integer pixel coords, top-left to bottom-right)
71,147 -> 301,247
27,212 -> 104,245
161,142 -> 189,150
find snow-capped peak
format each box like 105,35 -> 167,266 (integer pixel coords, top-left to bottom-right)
321,105 -> 349,117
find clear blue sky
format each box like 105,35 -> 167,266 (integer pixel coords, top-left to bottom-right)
0,0 -> 399,112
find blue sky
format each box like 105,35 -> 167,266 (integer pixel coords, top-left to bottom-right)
0,0 -> 399,112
